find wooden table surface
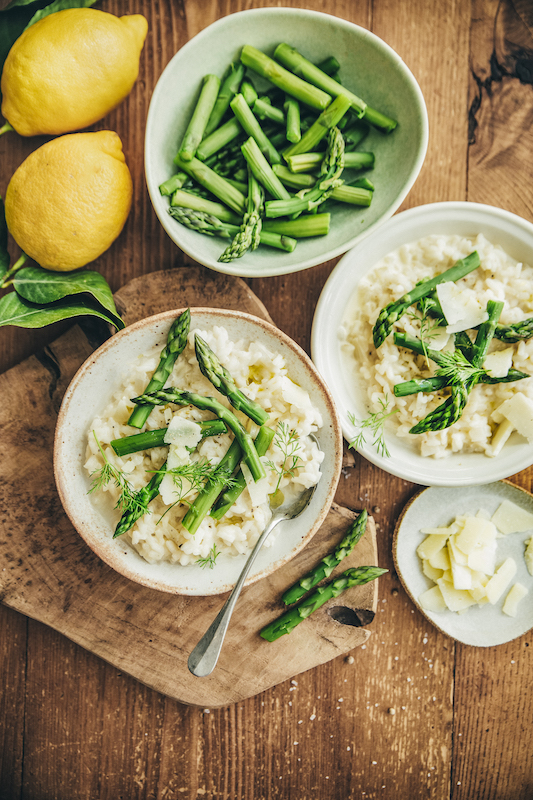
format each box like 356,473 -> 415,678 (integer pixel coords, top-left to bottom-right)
1,1 -> 532,798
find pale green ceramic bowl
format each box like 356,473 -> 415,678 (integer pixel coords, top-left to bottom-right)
145,7 -> 429,278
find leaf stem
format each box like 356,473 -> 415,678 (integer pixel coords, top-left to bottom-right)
0,122 -> 14,137
1,252 -> 28,287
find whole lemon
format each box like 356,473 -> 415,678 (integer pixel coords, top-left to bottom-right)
1,8 -> 148,137
5,131 -> 133,271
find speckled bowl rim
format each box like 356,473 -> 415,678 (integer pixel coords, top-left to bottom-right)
54,308 -> 343,595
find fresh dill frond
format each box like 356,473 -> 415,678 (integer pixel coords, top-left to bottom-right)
348,396 -> 398,458
164,460 -> 216,502
434,350 -> 486,386
406,300 -> 443,369
88,432 -> 140,512
196,544 -> 221,570
265,422 -> 303,493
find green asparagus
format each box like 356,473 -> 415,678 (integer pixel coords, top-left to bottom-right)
127,308 -> 191,429
131,388 -> 265,481
110,419 -> 227,457
230,93 -> 282,165
204,62 -> 245,136
260,566 -> 387,641
281,510 -> 368,604
211,426 -> 275,519
170,190 -> 241,224
179,74 -> 221,162
240,45 -> 332,111
181,439 -> 242,534
113,467 -> 167,539
194,333 -> 269,425
173,154 -> 247,214
284,95 -> 301,143
283,94 -> 351,159
372,251 -> 481,348
168,206 -> 296,252
218,171 -> 264,262
241,136 -> 291,201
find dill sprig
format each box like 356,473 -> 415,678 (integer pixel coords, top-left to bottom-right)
348,397 -> 398,458
265,422 -> 303,493
196,544 -> 221,569
406,298 -> 443,369
433,350 -> 487,386
88,432 -> 144,513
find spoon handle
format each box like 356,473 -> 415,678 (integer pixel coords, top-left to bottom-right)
188,514 -> 283,677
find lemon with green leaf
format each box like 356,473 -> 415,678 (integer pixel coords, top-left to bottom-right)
1,8 -> 147,137
5,130 -> 133,271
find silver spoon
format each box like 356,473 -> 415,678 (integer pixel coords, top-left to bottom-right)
188,479 -> 317,678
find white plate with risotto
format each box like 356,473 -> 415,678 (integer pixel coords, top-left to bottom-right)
312,201 -> 533,486
54,308 -> 342,595
393,482 -> 533,646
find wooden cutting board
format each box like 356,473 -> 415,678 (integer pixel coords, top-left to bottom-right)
0,267 -> 379,707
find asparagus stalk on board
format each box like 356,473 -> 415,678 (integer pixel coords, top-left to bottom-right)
110,419 -> 226,457
131,388 -> 266,482
218,171 -> 264,263
408,300 -> 504,434
204,62 -> 245,137
372,251 -> 481,348
127,308 -> 191,430
273,43 -> 398,133
178,74 -> 221,162
240,45 -> 332,111
281,509 -> 368,605
168,206 -> 296,252
211,425 -> 275,519
113,467 -> 167,539
260,566 -> 387,641
194,334 -> 269,425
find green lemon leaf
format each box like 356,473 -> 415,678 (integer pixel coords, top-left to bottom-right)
25,0 -> 96,30
0,198 -> 9,279
0,291 -> 125,330
13,266 -> 124,328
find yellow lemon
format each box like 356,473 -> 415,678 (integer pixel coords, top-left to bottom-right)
1,8 -> 148,137
5,131 -> 133,271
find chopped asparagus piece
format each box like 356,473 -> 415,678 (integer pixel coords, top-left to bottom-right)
179,74 -> 221,161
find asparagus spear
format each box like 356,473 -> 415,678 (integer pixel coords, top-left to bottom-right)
159,172 -> 188,196
168,207 -> 297,252
409,300 -> 504,434
262,214 -> 330,238
110,419 -> 227,457
210,426 -> 275,519
273,164 -> 316,190
394,369 -> 530,397
241,136 -> 291,201
179,74 -> 221,162
182,439 -> 242,534
218,171 -> 264,262
113,467 -> 167,539
230,93 -> 282,165
494,317 -> 533,343
127,308 -> 191,429
284,95 -> 301,143
204,62 -> 245,137
316,56 -> 340,76
241,79 -> 258,106
265,126 -> 345,218
372,251 -> 481,348
283,94 -> 351,159
273,43 -> 397,133
260,566 -> 387,641
173,154 -> 247,214
170,190 -> 241,224
253,97 -> 285,126
131,388 -> 266,482
194,333 -> 269,425
196,118 -> 243,161
281,509 -> 368,605
240,45 -> 332,111
286,149 -> 374,173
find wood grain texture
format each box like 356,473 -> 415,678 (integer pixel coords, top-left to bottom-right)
0,0 -> 532,797
0,269 -> 378,708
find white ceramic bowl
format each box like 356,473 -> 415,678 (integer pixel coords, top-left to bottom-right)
311,201 -> 533,486
145,7 -> 428,278
54,308 -> 343,595
393,482 -> 533,646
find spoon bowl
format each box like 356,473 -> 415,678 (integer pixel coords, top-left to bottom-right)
188,460 -> 319,677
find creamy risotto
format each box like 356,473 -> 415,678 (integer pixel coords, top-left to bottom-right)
340,234 -> 533,458
85,324 -> 324,565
